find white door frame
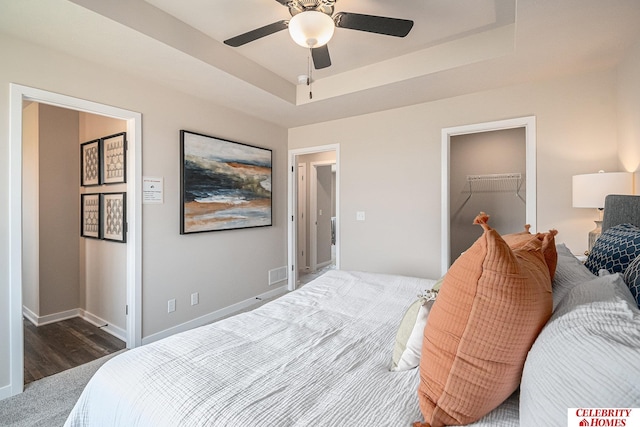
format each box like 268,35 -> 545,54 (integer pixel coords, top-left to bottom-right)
441,116 -> 536,274
287,144 -> 340,291
8,84 -> 142,398
296,164 -> 307,272
309,160 -> 336,273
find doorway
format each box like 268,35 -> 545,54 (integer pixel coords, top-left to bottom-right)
288,145 -> 340,291
21,102 -> 127,384
441,116 -> 537,273
7,84 -> 142,398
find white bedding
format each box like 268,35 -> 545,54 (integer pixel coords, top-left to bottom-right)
65,271 -> 433,426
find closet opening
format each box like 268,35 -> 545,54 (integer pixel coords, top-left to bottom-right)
441,116 -> 536,273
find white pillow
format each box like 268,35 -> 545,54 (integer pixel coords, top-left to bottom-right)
390,298 -> 434,371
390,279 -> 442,371
519,273 -> 640,426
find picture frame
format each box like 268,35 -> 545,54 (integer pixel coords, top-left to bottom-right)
80,139 -> 101,186
101,132 -> 127,184
81,193 -> 101,239
102,192 -> 127,243
180,130 -> 272,234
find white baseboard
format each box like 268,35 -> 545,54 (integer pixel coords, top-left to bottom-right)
0,384 -> 12,401
80,310 -> 126,342
22,306 -> 80,326
21,306 -> 125,341
316,260 -> 333,269
142,285 -> 289,346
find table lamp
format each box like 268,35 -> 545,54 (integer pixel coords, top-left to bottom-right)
572,170 -> 634,251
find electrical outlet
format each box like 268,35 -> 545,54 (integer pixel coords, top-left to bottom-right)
168,298 -> 176,313
191,292 -> 199,306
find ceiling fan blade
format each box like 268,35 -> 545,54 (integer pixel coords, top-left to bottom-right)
334,12 -> 413,37
312,45 -> 332,69
224,20 -> 288,47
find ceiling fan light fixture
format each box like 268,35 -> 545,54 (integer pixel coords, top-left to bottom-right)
288,10 -> 335,48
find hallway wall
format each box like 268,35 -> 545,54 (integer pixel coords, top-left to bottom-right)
22,103 -> 80,319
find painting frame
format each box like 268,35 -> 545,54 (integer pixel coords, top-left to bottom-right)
80,139 -> 101,186
180,130 -> 273,234
81,193 -> 101,239
101,132 -> 127,184
102,192 -> 127,243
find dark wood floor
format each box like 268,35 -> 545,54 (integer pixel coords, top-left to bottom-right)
23,316 -> 125,385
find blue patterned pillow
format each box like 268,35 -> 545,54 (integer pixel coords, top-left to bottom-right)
584,223 -> 640,275
623,255 -> 640,309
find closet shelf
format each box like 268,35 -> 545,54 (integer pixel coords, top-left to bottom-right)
466,173 -> 522,195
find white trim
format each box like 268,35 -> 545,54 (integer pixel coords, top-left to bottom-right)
21,306 -> 41,327
141,285 -> 288,345
287,144 -> 340,291
81,310 -> 127,342
296,164 -> 307,271
316,259 -> 333,269
20,307 -> 126,342
441,116 -> 537,274
7,84 -> 142,399
0,385 -> 11,401
22,307 -> 79,327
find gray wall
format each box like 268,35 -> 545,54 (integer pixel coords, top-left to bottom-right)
39,104 -> 81,316
78,112 -> 127,332
449,128 -> 526,263
22,103 -> 81,319
289,69 -> 623,277
0,34 -> 288,393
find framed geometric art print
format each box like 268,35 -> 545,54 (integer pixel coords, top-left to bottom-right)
81,193 -> 101,239
102,132 -> 127,184
102,192 -> 127,243
81,139 -> 101,186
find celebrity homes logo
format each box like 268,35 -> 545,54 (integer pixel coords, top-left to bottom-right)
568,408 -> 640,426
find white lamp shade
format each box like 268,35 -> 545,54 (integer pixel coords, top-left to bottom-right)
572,171 -> 634,208
288,11 -> 335,48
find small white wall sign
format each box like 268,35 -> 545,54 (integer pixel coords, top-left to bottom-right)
143,176 -> 164,204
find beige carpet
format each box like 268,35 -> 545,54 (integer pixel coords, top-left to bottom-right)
0,350 -> 125,427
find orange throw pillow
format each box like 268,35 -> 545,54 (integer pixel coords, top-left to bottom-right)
502,220 -> 559,280
414,213 -> 553,427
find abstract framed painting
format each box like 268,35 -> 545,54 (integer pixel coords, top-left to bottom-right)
81,139 -> 101,186
180,130 -> 272,234
102,192 -> 127,243
81,193 -> 101,239
101,132 -> 127,184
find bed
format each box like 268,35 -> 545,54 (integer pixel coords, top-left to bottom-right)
65,195 -> 640,427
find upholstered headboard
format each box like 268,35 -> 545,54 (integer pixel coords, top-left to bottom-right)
602,194 -> 640,232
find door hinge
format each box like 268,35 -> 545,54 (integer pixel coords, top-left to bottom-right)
125,305 -> 129,315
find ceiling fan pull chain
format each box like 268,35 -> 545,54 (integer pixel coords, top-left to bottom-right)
308,48 -> 313,99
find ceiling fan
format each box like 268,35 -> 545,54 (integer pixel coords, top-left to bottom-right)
223,0 -> 414,70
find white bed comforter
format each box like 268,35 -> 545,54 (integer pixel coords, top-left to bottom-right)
65,271 -> 434,426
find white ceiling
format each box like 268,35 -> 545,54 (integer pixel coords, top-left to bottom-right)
1,0 -> 640,128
